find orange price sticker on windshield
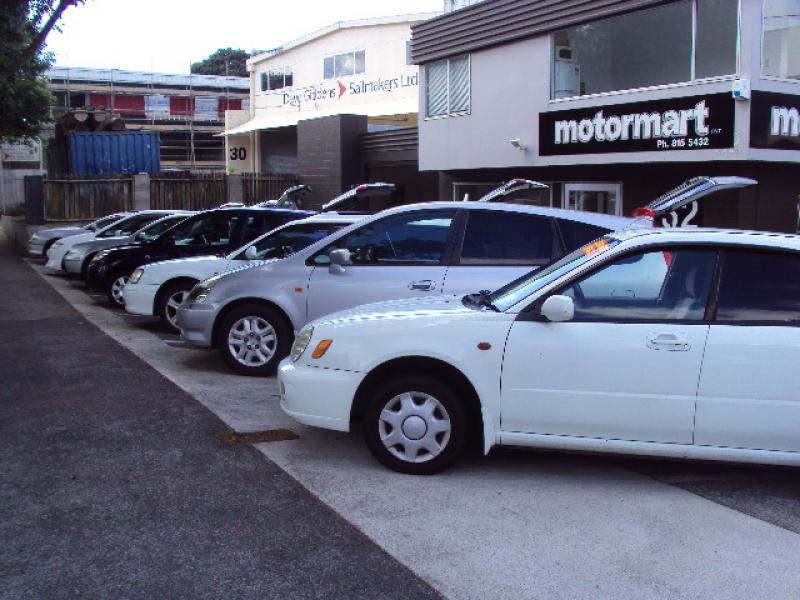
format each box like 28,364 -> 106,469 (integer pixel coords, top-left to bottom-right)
582,239 -> 610,257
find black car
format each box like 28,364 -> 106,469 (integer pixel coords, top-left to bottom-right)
86,206 -> 313,306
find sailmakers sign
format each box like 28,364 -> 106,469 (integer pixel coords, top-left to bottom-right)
539,93 -> 735,156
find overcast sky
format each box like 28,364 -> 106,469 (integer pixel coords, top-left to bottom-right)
46,0 -> 443,74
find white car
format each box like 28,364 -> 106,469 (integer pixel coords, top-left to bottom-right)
124,213 -> 365,332
28,213 -> 130,258
279,227 -> 800,474
45,211 -> 180,272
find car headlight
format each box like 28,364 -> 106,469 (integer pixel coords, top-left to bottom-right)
128,267 -> 144,284
64,249 -> 81,260
92,249 -> 112,263
291,326 -> 314,362
185,274 -> 221,304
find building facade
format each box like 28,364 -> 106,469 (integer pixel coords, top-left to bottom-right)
48,67 -> 249,170
224,13 -> 439,207
413,0 -> 800,232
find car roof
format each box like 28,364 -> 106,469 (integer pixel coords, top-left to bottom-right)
291,213 -> 364,225
611,227 -> 800,251
373,201 -> 636,230
204,206 -> 315,217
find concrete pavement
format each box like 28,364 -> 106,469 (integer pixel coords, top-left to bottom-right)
28,256 -> 800,600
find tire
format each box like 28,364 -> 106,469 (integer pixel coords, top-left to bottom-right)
106,270 -> 130,308
156,280 -> 197,333
215,303 -> 291,376
364,376 -> 468,475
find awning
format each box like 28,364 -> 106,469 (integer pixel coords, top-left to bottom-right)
221,97 -> 417,136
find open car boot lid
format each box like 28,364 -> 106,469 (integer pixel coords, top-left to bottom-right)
634,176 -> 757,219
476,179 -> 549,203
320,182 -> 396,212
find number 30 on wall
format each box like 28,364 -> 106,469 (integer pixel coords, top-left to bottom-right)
229,147 -> 247,161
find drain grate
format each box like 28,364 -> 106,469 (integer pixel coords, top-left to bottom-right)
216,429 -> 298,445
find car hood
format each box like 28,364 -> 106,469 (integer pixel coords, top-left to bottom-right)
33,227 -> 84,238
147,254 -> 222,270
311,294 -> 490,328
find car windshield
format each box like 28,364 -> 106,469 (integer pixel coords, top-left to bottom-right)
236,222 -> 346,260
86,214 -> 122,231
136,216 -> 186,241
97,214 -> 161,238
489,236 -> 620,311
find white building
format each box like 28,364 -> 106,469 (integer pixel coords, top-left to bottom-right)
223,13 -> 439,207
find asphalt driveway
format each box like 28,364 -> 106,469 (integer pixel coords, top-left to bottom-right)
0,242 -> 441,600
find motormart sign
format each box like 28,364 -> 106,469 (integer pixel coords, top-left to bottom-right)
539,93 -> 735,156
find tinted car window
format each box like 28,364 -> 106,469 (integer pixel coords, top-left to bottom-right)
560,249 -> 716,321
88,214 -> 123,231
716,250 -> 800,323
97,214 -> 160,238
558,220 -> 609,252
460,211 -> 555,265
137,216 -> 186,241
246,223 -> 344,260
319,211 -> 455,265
171,214 -> 240,247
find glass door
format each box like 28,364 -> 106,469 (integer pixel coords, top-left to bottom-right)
563,182 -> 622,216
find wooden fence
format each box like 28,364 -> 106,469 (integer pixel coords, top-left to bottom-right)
242,173 -> 299,205
44,175 -> 133,221
150,172 -> 228,211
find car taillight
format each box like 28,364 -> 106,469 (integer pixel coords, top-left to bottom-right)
632,207 -> 654,219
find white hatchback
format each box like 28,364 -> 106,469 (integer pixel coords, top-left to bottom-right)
279,228 -> 800,474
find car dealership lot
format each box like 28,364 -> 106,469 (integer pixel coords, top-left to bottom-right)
23,258 -> 800,599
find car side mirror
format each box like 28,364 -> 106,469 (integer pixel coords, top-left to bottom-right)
328,248 -> 352,275
114,229 -> 124,237
244,245 -> 258,260
540,295 -> 574,322
134,231 -> 146,241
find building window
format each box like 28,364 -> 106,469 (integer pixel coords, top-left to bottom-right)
763,0 -> 800,79
551,0 -> 738,98
426,54 -> 470,117
260,66 -> 293,92
324,50 -> 366,79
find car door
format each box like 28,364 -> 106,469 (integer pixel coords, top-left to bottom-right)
500,247 -> 717,444
440,209 -> 562,296
305,209 -> 456,322
695,248 -> 800,451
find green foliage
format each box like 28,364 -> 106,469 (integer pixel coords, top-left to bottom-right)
0,1 -> 81,141
191,48 -> 250,78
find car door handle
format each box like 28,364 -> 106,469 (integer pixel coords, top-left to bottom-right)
646,333 -> 690,351
408,280 -> 436,291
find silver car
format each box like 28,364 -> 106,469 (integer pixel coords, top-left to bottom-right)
62,212 -> 194,278
27,213 -> 130,257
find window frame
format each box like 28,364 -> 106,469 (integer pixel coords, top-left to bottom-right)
259,66 -> 293,92
712,247 -> 800,326
323,49 -> 366,80
519,244 -> 724,324
760,0 -> 800,82
306,209 -> 461,268
549,0 -> 741,102
451,209 -> 562,267
424,54 -> 471,119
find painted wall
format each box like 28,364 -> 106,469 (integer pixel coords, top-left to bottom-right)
418,0 -> 800,171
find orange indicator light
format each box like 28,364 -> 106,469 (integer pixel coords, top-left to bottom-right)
294,287 -> 304,293
311,339 -> 333,359
582,239 -> 609,257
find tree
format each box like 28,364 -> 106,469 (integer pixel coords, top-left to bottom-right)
0,0 -> 83,141
191,48 -> 250,78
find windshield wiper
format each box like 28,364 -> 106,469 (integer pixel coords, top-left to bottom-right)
462,289 -> 499,312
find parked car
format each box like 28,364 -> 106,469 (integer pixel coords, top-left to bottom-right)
176,176 -> 755,377
278,226 -> 800,474
85,206 -> 314,307
124,213 -> 365,332
45,210 -> 182,273
62,212 -> 195,279
28,212 -> 130,258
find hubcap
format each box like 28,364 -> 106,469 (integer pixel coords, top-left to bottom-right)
111,276 -> 128,306
165,290 -> 188,327
227,316 -> 277,367
378,391 -> 451,464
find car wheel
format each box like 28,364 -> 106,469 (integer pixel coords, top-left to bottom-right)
215,303 -> 290,376
364,376 -> 468,475
107,271 -> 129,307
157,280 -> 196,333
